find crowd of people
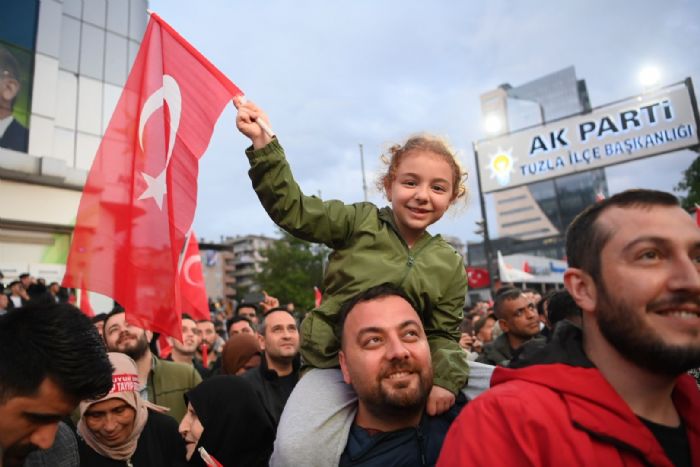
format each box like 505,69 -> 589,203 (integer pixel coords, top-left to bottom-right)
1,97 -> 698,467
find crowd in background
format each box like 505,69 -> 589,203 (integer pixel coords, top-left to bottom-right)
2,189 -> 700,467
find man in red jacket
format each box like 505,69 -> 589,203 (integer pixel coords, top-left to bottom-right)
439,189 -> 700,466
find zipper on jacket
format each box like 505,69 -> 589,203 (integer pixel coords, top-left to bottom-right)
398,236 -> 435,286
415,427 -> 427,466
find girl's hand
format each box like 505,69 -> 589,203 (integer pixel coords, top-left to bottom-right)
233,97 -> 273,149
426,385 -> 455,416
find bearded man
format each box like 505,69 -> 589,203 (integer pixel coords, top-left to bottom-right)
102,308 -> 201,422
332,285 -> 465,466
439,189 -> 700,466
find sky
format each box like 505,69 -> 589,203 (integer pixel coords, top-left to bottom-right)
150,0 -> 700,246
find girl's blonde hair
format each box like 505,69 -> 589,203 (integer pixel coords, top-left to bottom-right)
376,134 -> 468,202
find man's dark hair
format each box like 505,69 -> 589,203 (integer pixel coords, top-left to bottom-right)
258,309 -> 297,336
0,46 -> 20,81
493,288 -> 523,320
181,313 -> 194,322
566,189 -> 679,279
0,302 -> 113,402
92,313 -> 107,324
537,290 -> 557,317
547,290 -> 582,328
338,284 -> 417,348
226,315 -> 254,334
236,303 -> 259,315
102,305 -> 126,337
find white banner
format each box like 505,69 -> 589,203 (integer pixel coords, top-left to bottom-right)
476,80 -> 699,193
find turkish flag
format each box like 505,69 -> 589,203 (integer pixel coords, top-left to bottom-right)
466,266 -> 490,289
695,204 -> 699,227
62,12 -> 242,340
180,232 -> 210,321
79,288 -> 95,317
314,286 -> 322,308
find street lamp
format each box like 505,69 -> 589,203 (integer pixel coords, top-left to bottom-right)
483,114 -> 503,135
639,65 -> 661,88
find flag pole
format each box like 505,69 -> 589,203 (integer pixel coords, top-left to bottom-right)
238,96 -> 275,138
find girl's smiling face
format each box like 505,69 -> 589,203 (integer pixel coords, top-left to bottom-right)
385,150 -> 456,247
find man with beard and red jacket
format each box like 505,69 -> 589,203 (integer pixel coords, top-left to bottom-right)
439,190 -> 700,466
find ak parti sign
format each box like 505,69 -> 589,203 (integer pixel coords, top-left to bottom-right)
476,79 -> 700,193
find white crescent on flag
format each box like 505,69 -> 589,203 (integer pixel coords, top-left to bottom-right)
183,253 -> 203,287
137,74 -> 182,210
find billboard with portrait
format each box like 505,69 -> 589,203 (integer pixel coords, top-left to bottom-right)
0,0 -> 38,153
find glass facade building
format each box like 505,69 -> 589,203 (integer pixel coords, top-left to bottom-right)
0,0 -> 148,311
481,67 -> 609,243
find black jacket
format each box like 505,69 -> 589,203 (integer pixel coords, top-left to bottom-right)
476,333 -> 513,366
508,320 -> 593,369
339,394 -> 466,467
241,353 -> 300,428
1,118 -> 28,152
77,410 -> 187,467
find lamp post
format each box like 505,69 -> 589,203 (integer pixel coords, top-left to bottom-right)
639,65 -> 661,90
359,144 -> 368,202
472,142 -> 496,295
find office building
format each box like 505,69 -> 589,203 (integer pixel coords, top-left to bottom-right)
0,0 -> 148,304
225,234 -> 276,294
480,66 -> 608,241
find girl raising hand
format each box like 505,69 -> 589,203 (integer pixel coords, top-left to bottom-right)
235,98 -> 469,466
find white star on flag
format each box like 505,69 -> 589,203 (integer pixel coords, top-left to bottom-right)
136,75 -> 182,211
138,170 -> 167,210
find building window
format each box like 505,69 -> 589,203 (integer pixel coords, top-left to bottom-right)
497,194 -> 527,204
502,217 -> 542,228
500,206 -> 535,216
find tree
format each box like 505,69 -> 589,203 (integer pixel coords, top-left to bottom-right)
674,154 -> 700,211
256,229 -> 326,311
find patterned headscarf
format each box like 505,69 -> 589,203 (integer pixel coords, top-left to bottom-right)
77,352 -> 168,460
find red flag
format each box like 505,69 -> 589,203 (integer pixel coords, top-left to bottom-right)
200,342 -> 209,368
158,334 -> 172,359
695,204 -> 700,227
62,13 -> 242,340
79,288 -> 95,317
314,286 -> 322,308
522,261 -> 532,274
180,232 -> 210,321
466,266 -> 490,289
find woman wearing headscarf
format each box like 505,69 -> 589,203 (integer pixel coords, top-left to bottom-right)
220,332 -> 262,375
179,376 -> 275,466
77,352 -> 187,466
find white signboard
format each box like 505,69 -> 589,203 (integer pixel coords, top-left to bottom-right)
476,80 -> 699,193
499,252 -> 567,284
